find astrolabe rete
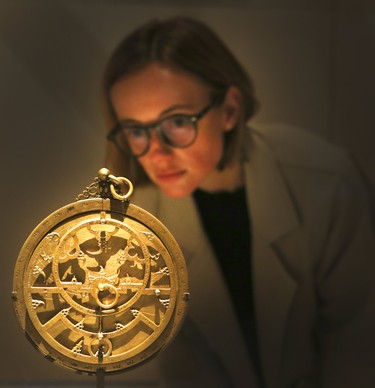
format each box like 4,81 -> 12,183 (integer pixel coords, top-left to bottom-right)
12,168 -> 189,375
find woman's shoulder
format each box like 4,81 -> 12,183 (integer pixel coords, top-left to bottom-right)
248,123 -> 350,174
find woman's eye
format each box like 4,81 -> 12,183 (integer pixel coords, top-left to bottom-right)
127,127 -> 146,139
170,115 -> 190,128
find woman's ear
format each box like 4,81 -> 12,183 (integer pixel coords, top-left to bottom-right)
222,86 -> 242,132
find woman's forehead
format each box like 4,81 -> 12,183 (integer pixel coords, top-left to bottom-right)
110,63 -> 211,119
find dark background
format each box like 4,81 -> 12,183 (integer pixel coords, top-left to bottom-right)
1,0 -> 374,386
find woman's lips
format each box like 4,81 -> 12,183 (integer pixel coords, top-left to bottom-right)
155,170 -> 186,182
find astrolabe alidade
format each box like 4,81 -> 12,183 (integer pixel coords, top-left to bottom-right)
12,168 -> 189,376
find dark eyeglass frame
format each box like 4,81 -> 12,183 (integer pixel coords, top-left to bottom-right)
107,102 -> 214,157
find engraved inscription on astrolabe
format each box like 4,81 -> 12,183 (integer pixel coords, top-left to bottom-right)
12,168 -> 189,375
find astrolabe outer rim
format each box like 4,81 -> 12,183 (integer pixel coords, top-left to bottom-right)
12,196 -> 189,375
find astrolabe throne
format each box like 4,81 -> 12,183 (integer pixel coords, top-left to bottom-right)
12,168 -> 189,383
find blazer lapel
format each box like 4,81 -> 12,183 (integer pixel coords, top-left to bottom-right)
245,129 -> 300,388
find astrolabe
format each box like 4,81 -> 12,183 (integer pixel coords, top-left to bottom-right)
12,168 -> 189,375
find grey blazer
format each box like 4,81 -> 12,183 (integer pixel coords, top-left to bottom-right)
120,124 -> 375,388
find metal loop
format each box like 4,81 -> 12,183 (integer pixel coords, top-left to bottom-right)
108,174 -> 120,186
109,176 -> 133,201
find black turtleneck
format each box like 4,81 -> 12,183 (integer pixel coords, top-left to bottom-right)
193,187 -> 264,387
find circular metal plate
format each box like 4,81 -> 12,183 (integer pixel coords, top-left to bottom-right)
12,196 -> 189,375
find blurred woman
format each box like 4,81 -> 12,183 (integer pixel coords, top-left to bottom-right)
102,16 -> 375,388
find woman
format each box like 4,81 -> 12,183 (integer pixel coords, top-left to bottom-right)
102,16 -> 375,388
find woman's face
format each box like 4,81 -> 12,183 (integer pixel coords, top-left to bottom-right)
110,63 -> 239,198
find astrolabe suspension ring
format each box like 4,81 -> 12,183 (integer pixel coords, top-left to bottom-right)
12,168 -> 189,375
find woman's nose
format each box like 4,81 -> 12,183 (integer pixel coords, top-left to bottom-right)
147,129 -> 171,156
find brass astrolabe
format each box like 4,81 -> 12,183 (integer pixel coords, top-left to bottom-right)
12,168 -> 189,381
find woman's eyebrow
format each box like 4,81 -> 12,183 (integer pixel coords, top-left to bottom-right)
118,104 -> 195,126
160,103 -> 194,116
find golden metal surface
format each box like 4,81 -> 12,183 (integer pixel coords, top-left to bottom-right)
12,169 -> 189,375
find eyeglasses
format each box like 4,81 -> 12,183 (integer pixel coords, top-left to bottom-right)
107,102 -> 214,157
